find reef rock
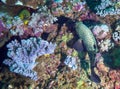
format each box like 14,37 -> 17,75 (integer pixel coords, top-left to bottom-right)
1,0 -> 46,9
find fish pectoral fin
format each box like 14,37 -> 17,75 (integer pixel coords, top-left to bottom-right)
73,39 -> 84,52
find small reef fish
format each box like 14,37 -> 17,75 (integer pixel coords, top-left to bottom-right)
75,21 -> 101,83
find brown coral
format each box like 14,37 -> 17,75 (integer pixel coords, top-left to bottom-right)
2,0 -> 46,9
34,54 -> 61,82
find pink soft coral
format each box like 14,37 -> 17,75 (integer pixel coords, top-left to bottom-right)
92,25 -> 110,40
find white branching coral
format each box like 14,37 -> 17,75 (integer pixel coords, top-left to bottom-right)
10,16 -> 24,35
98,39 -> 114,52
95,0 -> 120,17
3,37 -> 57,80
92,24 -> 110,40
28,6 -> 58,36
112,31 -> 120,44
9,6 -> 58,37
64,56 -> 77,70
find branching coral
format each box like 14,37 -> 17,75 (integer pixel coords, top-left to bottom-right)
51,0 -> 86,17
10,16 -> 24,36
28,6 -> 58,36
64,56 -> 78,70
1,0 -> 120,88
92,24 -> 111,40
9,6 -> 58,37
0,12 -> 13,29
112,30 -> 120,45
98,39 -> 114,52
95,0 -> 120,17
3,37 -> 56,80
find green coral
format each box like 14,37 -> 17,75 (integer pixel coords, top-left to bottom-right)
18,9 -> 30,25
61,33 -> 73,42
71,50 -> 78,57
19,9 -> 30,20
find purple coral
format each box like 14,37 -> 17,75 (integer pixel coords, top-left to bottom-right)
10,6 -> 57,37
28,6 -> 58,36
3,37 -> 56,80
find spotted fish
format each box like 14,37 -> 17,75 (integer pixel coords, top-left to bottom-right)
75,21 -> 101,83
75,21 -> 98,52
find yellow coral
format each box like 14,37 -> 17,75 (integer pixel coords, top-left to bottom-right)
44,54 -> 50,57
24,20 -> 29,25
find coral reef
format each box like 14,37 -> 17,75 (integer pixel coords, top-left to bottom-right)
92,24 -> 111,40
112,19 -> 120,45
1,0 -> 46,9
64,55 -> 78,70
0,0 -> 120,89
112,30 -> 120,45
0,20 -> 7,35
95,0 -> 120,17
98,39 -> 114,52
3,37 -> 56,80
0,31 -> 11,47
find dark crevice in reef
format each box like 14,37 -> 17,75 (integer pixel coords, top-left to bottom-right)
41,33 -> 49,40
85,0 -> 101,12
0,44 -> 7,65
